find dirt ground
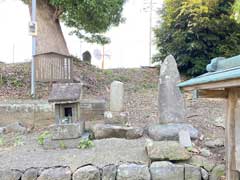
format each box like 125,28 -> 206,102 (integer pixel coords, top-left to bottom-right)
0,61 -> 226,168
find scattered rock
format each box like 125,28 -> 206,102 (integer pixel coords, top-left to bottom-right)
72,165 -> 100,180
49,123 -> 84,140
0,169 -> 22,180
199,134 -> 204,141
201,168 -> 209,180
5,122 -> 27,134
150,161 -> 184,180
148,123 -> 199,141
200,148 -> 212,157
102,164 -> 117,180
209,164 -> 225,180
146,141 -> 191,161
158,55 -> 185,123
22,168 -> 38,180
213,117 -> 224,128
205,138 -> 224,148
117,163 -> 150,180
187,155 -> 216,172
179,130 -> 192,147
38,167 -> 71,180
0,127 -> 6,135
184,164 -> 201,180
92,124 -> 143,139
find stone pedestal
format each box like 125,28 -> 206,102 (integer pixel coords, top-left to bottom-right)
49,122 -> 85,140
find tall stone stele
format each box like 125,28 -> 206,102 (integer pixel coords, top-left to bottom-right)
110,81 -> 124,112
158,55 -> 185,124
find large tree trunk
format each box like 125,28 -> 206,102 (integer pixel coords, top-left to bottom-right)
29,0 -> 69,55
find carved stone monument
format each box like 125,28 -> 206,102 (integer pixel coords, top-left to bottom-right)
158,55 -> 185,124
110,81 -> 124,112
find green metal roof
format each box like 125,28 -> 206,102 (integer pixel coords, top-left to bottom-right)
178,55 -> 240,88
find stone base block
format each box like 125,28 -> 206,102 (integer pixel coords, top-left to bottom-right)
92,123 -> 143,139
43,132 -> 90,149
49,122 -> 85,140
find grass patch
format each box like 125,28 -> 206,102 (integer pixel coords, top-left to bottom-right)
14,136 -> 24,147
78,139 -> 94,149
38,131 -> 51,145
59,141 -> 66,149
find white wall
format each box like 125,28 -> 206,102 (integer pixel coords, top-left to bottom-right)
0,0 -> 163,68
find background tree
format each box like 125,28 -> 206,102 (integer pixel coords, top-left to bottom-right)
154,0 -> 240,76
22,0 -> 125,55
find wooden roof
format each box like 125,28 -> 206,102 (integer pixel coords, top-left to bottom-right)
48,83 -> 82,103
178,55 -> 240,91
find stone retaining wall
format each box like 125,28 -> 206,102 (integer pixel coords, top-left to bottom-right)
0,99 -> 105,128
0,100 -> 54,128
0,162 -> 224,180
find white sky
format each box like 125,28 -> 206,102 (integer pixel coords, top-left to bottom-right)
0,0 -> 162,68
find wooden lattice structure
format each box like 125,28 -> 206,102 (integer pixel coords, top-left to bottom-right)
178,55 -> 240,180
34,52 -> 73,82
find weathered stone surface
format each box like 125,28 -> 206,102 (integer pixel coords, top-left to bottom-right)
205,138 -> 224,148
49,123 -> 84,140
179,130 -> 192,147
200,148 -> 212,157
110,81 -> 124,112
201,168 -> 209,180
187,155 -> 216,172
22,168 -> 38,180
80,99 -> 106,121
117,163 -> 150,180
104,111 -> 128,125
148,123 -> 199,141
0,169 -> 22,180
158,55 -> 185,123
37,167 -> 71,180
146,141 -> 191,161
72,165 -> 100,180
126,127 -> 144,139
48,83 -> 82,103
102,164 -> 117,180
150,161 -> 184,180
92,124 -> 143,139
5,122 -> 27,134
209,164 -> 225,180
185,164 -> 201,180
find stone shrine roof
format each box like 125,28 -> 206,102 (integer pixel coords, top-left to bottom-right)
48,83 -> 81,103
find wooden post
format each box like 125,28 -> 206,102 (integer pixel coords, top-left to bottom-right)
226,88 -> 240,180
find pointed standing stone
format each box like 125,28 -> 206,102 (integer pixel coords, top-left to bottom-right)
158,55 -> 185,123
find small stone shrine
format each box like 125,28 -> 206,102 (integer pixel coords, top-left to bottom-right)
48,83 -> 85,141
